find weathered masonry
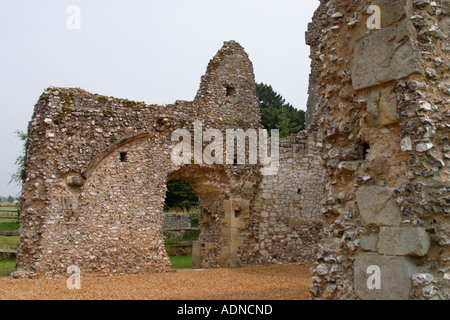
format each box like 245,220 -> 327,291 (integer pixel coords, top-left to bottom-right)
14,0 -> 449,301
307,0 -> 449,300
14,41 -> 325,279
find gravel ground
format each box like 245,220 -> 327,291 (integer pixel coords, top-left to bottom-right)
0,264 -> 312,300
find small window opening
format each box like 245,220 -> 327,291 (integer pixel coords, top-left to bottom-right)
226,86 -> 236,97
297,188 -> 302,195
362,142 -> 370,160
120,152 -> 128,163
234,210 -> 242,218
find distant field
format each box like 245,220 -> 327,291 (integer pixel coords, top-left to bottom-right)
0,206 -> 18,214
0,206 -> 19,276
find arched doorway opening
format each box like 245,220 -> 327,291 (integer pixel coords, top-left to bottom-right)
165,165 -> 239,269
163,179 -> 200,269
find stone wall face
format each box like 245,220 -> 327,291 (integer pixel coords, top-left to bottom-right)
163,214 -> 191,230
15,40 -> 325,278
17,0 -> 448,300
307,0 -> 449,300
256,130 -> 325,264
14,41 -> 263,278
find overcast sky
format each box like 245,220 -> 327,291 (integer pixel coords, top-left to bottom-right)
0,0 -> 319,197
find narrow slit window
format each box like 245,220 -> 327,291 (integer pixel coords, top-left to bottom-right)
120,152 -> 128,163
362,142 -> 370,160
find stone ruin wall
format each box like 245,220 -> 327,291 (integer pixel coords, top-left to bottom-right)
14,0 -> 449,301
162,214 -> 191,240
14,41 -> 261,277
162,214 -> 191,230
14,41 -> 325,278
256,130 -> 325,265
306,0 -> 449,300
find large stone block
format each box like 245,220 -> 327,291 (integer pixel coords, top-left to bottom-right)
356,186 -> 402,226
378,227 -> 430,256
354,252 -> 416,300
440,16 -> 450,37
367,86 -> 398,126
361,234 -> 378,252
442,0 -> 450,15
352,20 -> 422,90
372,0 -> 413,28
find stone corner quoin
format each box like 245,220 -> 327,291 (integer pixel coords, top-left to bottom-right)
307,0 -> 449,301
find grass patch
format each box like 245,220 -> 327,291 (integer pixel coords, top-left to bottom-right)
169,255 -> 192,269
0,260 -> 16,276
0,206 -> 19,216
0,220 -> 19,250
0,221 -> 20,232
0,235 -> 19,249
0,206 -> 19,210
164,230 -> 199,243
0,217 -> 19,272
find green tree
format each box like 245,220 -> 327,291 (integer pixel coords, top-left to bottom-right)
164,179 -> 199,211
256,83 -> 305,137
9,130 -> 27,186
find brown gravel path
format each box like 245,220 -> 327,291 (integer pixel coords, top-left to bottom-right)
0,264 -> 312,300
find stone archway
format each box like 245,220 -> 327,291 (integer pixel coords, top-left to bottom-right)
14,40 -> 326,280
168,165 -> 255,269
13,40 -> 264,278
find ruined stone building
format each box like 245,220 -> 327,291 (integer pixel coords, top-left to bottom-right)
306,0 -> 449,300
14,40 -> 324,279
14,0 -> 449,300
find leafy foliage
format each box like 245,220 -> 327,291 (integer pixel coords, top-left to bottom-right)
256,83 -> 305,137
189,209 -> 200,227
9,130 -> 27,186
164,179 -> 199,211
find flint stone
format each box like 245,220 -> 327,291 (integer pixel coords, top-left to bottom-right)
401,137 -> 412,151
416,142 -> 434,152
412,273 -> 434,286
378,227 -> 430,256
356,186 -> 402,226
371,0 -> 413,28
352,20 -> 422,90
337,161 -> 360,171
354,252 -> 415,300
67,174 -> 86,188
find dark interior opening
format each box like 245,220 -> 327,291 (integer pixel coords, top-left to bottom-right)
226,86 -> 236,97
120,152 -> 128,162
362,142 -> 370,160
